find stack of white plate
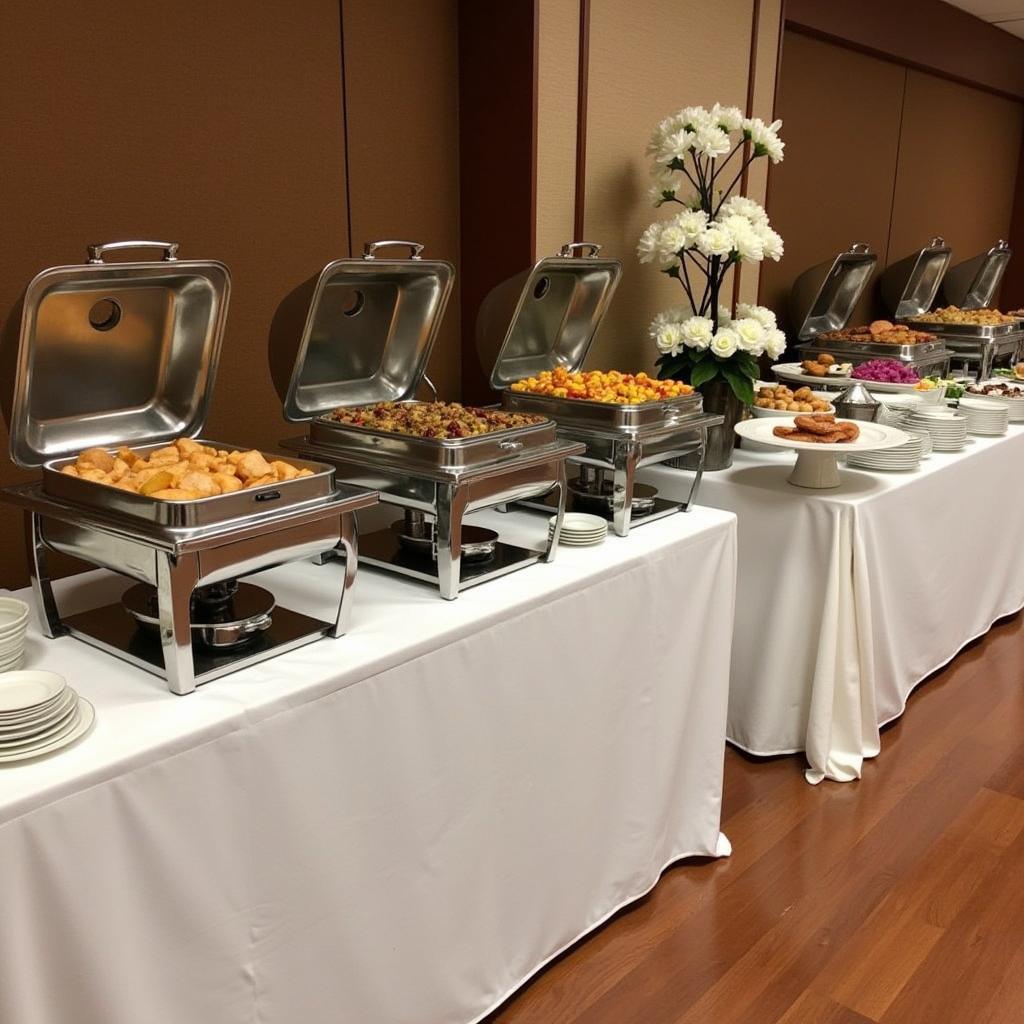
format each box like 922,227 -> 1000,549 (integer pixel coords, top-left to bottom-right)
957,396 -> 1009,436
905,408 -> 969,452
549,512 -> 608,547
0,671 -> 94,765
0,598 -> 29,672
847,433 -> 925,472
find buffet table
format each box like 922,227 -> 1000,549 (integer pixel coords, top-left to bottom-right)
644,428 -> 1024,784
0,507 -> 736,1024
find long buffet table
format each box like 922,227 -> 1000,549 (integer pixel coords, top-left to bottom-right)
0,507 -> 736,1024
644,427 -> 1024,784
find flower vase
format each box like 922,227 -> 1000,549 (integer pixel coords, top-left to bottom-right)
668,379 -> 746,472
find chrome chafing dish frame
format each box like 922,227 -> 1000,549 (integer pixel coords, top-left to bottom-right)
898,319 -> 1024,380
275,241 -> 583,600
1,241 -> 380,695
794,337 -> 953,378
485,243 -> 722,536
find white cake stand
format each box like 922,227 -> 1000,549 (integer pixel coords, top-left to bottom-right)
734,418 -> 911,489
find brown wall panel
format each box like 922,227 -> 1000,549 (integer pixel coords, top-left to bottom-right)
343,0 -> 462,400
888,71 -> 1022,300
759,31 -> 905,331
0,0 -> 349,587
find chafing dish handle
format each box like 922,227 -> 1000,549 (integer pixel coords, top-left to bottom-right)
558,242 -> 603,258
362,239 -> 424,261
86,240 -> 179,264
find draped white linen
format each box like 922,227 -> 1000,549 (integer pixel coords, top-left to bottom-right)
0,508 -> 735,1024
644,429 -> 1024,784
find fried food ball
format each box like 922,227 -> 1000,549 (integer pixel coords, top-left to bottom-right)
236,450 -> 273,480
178,472 -> 220,498
78,447 -> 115,473
211,473 -> 243,493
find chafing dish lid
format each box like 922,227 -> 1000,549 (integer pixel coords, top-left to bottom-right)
484,242 -> 622,390
941,240 -> 1011,310
5,241 -> 230,469
790,242 -> 878,341
880,237 -> 951,319
278,240 -> 454,422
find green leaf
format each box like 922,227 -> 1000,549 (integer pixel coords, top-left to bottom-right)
721,363 -> 755,405
735,351 -> 759,379
690,360 -> 720,389
691,348 -> 709,364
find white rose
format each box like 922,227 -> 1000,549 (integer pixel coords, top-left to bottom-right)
648,307 -> 689,341
636,223 -> 662,264
710,103 -> 743,133
681,315 -> 714,350
764,328 -> 787,360
758,226 -> 784,261
696,225 -> 734,259
719,195 -> 769,227
656,128 -> 696,164
655,322 -> 686,356
731,225 -> 764,263
694,124 -> 731,159
733,317 -> 767,354
710,328 -> 740,359
736,303 -> 777,331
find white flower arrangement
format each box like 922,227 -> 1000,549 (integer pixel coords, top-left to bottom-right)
638,104 -> 787,403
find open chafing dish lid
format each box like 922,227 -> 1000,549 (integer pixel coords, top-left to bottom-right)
880,237 -> 951,319
789,242 -> 878,341
274,240 -> 454,422
483,242 -> 623,390
940,239 -> 1012,310
3,241 -> 230,469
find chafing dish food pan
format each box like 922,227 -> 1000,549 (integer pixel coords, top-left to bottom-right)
1,241 -> 378,694
273,240 -> 583,599
482,242 -> 722,535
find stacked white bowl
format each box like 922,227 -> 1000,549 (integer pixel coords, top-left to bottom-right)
0,598 -> 30,672
905,407 -> 969,452
957,396 -> 1009,436
549,512 -> 608,547
0,670 -> 94,765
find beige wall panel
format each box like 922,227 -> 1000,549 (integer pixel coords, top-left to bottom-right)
536,0 -> 581,259
889,71 -> 1023,296
738,0 -> 783,307
759,31 -> 905,332
0,0 -> 348,586
343,0 -> 462,399
583,0 -> 756,372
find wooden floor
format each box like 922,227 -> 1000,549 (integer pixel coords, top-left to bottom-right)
486,611 -> 1024,1024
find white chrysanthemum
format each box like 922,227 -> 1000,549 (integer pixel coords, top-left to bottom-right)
758,226 -> 785,261
648,307 -> 689,341
696,225 -> 734,258
710,328 -> 740,359
647,167 -> 678,206
764,327 -> 787,360
637,223 -> 662,264
742,117 -> 785,163
736,303 -> 777,331
693,124 -> 731,159
677,105 -> 711,131
681,315 -> 714,350
710,103 -> 744,133
719,195 -> 769,227
718,304 -> 733,328
730,225 -> 765,263
658,225 -> 689,261
655,322 -> 686,356
671,208 -> 709,245
733,317 -> 767,355
656,128 -> 696,164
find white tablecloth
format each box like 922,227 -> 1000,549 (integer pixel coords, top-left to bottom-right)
644,429 -> 1024,784
0,507 -> 735,1024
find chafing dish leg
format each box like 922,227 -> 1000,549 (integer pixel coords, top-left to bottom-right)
155,551 -> 201,696
329,512 -> 359,638
544,476 -> 566,562
25,512 -> 64,638
611,446 -> 639,537
679,433 -> 707,513
434,484 -> 466,601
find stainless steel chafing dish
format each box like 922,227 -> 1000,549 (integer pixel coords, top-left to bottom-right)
274,240 -> 583,600
0,240 -> 377,695
898,241 -> 1021,380
792,242 -> 953,380
481,242 -> 721,536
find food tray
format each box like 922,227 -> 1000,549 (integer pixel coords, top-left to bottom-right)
900,320 -> 1023,339
43,441 -> 336,529
499,389 -> 704,431
308,407 -> 558,470
797,339 -> 950,360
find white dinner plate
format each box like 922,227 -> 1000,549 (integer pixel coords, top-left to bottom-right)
0,701 -> 80,750
0,697 -> 94,765
734,417 -> 911,454
0,671 -> 67,714
0,688 -> 76,734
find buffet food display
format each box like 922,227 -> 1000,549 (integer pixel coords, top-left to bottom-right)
772,415 -> 860,444
851,359 -> 921,385
901,304 -> 1024,380
755,385 -> 831,413
275,240 -> 583,600
817,320 -> 936,345
800,354 -> 852,378
0,242 -> 377,695
907,305 -> 1018,326
487,244 -> 723,536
